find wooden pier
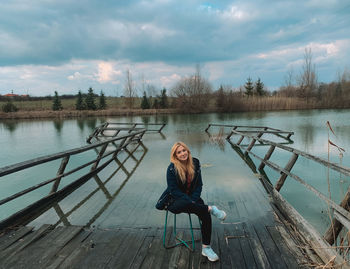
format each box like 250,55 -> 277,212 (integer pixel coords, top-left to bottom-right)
1,169 -> 312,269
1,122 -> 350,268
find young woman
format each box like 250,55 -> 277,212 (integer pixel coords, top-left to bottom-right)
165,141 -> 226,262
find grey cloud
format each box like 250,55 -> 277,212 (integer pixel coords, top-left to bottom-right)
0,0 -> 349,94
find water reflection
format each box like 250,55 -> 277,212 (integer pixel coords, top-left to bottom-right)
29,141 -> 148,228
77,118 -> 85,132
86,118 -> 98,130
141,116 -> 150,125
298,122 -> 315,152
53,120 -> 64,134
1,120 -> 18,132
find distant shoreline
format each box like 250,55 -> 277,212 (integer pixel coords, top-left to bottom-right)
1,106 -> 349,120
0,108 -> 181,120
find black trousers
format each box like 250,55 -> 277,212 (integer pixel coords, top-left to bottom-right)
168,197 -> 212,245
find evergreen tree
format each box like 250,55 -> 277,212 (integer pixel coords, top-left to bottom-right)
98,90 -> 107,109
159,88 -> 168,108
75,90 -> 86,110
216,85 -> 225,108
52,91 -> 63,111
152,98 -> 159,109
85,87 -> 97,110
244,77 -> 254,97
255,78 -> 265,96
141,91 -> 150,109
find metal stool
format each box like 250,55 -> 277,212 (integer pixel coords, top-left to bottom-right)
162,210 -> 200,251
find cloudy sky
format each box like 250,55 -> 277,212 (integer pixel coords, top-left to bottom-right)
0,0 -> 349,96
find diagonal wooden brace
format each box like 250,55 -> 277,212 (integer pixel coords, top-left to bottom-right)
275,153 -> 298,191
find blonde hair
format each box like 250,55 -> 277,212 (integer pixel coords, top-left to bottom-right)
170,142 -> 194,183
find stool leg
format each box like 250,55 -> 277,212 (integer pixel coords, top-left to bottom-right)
163,211 -> 199,251
163,210 -> 169,248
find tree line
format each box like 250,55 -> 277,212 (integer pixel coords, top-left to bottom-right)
2,48 -> 350,113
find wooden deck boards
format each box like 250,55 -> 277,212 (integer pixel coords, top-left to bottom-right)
0,201 -> 310,269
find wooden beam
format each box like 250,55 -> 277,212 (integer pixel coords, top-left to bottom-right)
324,190 -> 350,245
50,156 -> 70,194
0,130 -> 146,177
259,145 -> 275,170
246,139 -> 257,152
269,186 -> 350,268
275,153 -> 299,191
237,135 -> 245,145
244,147 -> 350,222
231,130 -> 350,177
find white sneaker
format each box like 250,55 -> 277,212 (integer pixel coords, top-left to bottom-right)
202,246 -> 219,262
211,205 -> 226,221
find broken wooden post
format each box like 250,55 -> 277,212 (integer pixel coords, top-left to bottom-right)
246,138 -> 256,152
324,190 -> 350,245
237,135 -> 244,145
275,153 -> 299,191
90,143 -> 109,171
259,145 -> 275,170
50,156 -> 70,194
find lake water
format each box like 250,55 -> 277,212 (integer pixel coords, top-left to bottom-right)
1,109 -> 350,233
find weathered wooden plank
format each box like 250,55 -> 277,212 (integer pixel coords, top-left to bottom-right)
140,228 -> 169,269
55,230 -> 95,268
176,231 -> 191,269
45,229 -> 93,269
273,224 -> 312,268
2,226 -> 65,268
0,226 -> 33,251
72,228 -> 129,269
266,226 -> 300,269
35,226 -> 83,268
270,187 -> 349,268
239,217 -> 271,268
167,230 -> 184,269
129,227 -> 157,269
225,223 -> 247,269
106,228 -> 148,268
235,223 -> 258,269
216,225 -> 232,269
0,224 -> 52,262
253,223 -> 288,269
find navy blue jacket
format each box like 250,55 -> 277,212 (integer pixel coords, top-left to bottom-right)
155,157 -> 203,211
166,157 -> 203,203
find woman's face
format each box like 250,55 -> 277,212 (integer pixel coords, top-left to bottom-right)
175,145 -> 189,162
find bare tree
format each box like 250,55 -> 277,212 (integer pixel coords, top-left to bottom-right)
124,69 -> 136,109
297,48 -> 317,99
278,67 -> 298,97
172,65 -> 212,111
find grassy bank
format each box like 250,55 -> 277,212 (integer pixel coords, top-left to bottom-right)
1,96 -> 350,120
0,108 -> 180,119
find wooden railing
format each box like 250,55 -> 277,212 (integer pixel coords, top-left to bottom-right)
87,122 -> 166,143
0,129 -> 147,230
205,123 -> 294,142
44,141 -> 148,229
206,123 -> 350,267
